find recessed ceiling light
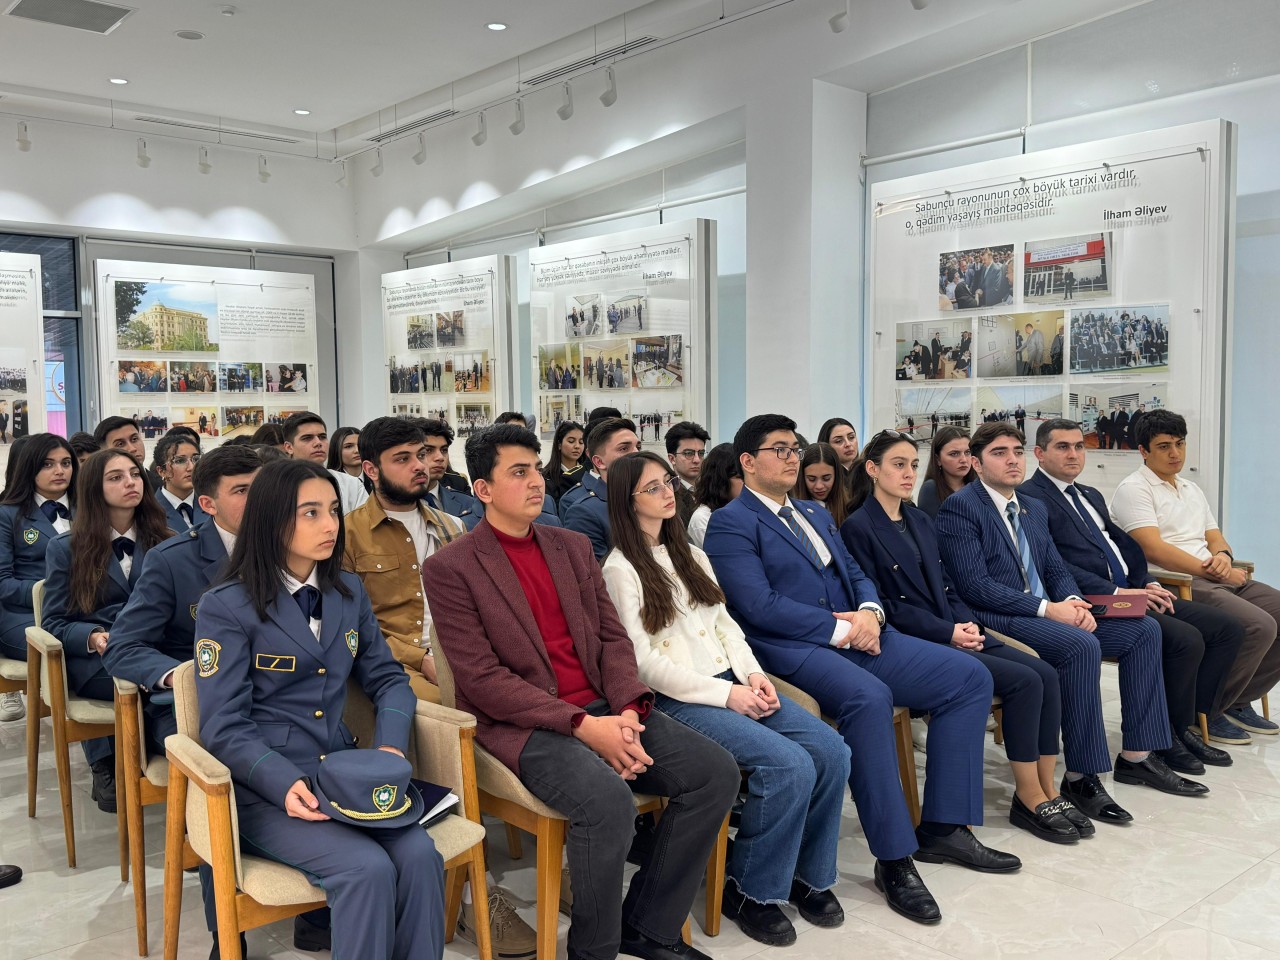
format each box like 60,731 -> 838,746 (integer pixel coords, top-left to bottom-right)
486,22 -> 507,30
175,30 -> 205,40
109,77 -> 129,85
293,109 -> 311,116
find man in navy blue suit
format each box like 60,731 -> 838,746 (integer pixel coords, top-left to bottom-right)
1022,419 -> 1243,773
936,422 -> 1206,829
705,414 -> 1017,926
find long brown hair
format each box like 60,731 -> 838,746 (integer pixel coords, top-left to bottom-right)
67,449 -> 172,614
794,442 -> 851,525
922,425 -> 975,504
606,451 -> 724,634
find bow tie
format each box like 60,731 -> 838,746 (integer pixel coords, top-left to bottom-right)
178,502 -> 194,524
293,585 -> 322,621
40,500 -> 70,524
112,537 -> 135,561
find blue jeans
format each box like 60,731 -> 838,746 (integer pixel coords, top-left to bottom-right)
655,684 -> 850,904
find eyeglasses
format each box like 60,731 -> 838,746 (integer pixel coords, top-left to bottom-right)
754,445 -> 803,460
633,476 -> 680,498
675,449 -> 706,460
169,454 -> 201,467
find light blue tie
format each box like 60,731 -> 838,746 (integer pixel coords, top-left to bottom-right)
1006,501 -> 1045,598
778,505 -> 824,570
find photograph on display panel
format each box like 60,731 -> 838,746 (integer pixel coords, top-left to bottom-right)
581,339 -> 630,390
117,359 -> 168,394
894,387 -> 972,451
169,361 -> 218,394
608,293 -> 647,334
1023,233 -> 1112,303
938,244 -> 1015,311
5,399 -> 29,440
269,362 -> 308,393
452,350 -> 490,393
423,405 -> 449,423
632,335 -> 682,388
895,319 -> 972,381
633,407 -> 685,446
435,311 -> 465,347
1069,383 -> 1167,451
538,343 -> 582,390
113,279 -> 220,353
407,315 -> 435,350
222,406 -> 265,439
265,408 -> 308,427
420,355 -> 450,393
219,362 -> 263,393
564,294 -> 604,338
173,405 -> 220,438
392,401 -> 423,420
976,384 -> 1065,439
456,402 -> 492,439
0,350 -> 28,394
388,358 -> 423,394
538,393 -> 585,437
974,311 -> 1065,379
1069,304 -> 1169,375
120,407 -> 169,438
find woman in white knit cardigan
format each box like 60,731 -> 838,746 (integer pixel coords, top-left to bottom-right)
601,451 -> 851,949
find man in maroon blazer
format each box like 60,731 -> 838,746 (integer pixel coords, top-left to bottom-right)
426,424 -> 739,960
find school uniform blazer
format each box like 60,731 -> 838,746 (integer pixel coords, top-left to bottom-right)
194,573 -> 415,809
840,498 -> 999,649
562,471 -> 611,561
934,481 -> 1081,619
423,521 -> 651,776
0,502 -> 64,643
42,532 -> 148,692
103,522 -> 227,693
1019,470 -> 1151,594
438,486 -> 561,532
702,492 -> 881,677
156,489 -> 210,533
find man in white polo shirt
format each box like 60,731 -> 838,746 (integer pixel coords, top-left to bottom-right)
1111,409 -> 1280,744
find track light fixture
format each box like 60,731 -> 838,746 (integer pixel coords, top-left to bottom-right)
136,137 -> 151,168
371,148 -> 384,177
471,112 -> 488,146
16,121 -> 31,152
508,99 -> 525,136
198,145 -> 212,174
600,66 -> 617,107
557,82 -> 574,121
829,0 -> 849,32
910,0 -> 929,9
412,132 -> 427,165
258,155 -> 271,183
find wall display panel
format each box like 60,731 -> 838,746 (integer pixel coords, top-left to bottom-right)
869,120 -> 1234,505
528,220 -> 714,455
0,253 -> 46,438
95,260 -> 319,444
380,255 -> 516,470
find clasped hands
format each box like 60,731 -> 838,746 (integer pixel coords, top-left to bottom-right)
1116,582 -> 1176,614
726,673 -> 780,720
1202,552 -> 1247,586
833,608 -> 881,654
575,709 -> 651,781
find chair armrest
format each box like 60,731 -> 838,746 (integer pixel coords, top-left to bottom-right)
165,734 -> 232,797
1148,567 -> 1193,585
114,677 -> 141,697
988,630 -> 1040,658
1233,560 -> 1255,576
414,699 -> 477,730
25,624 -> 64,658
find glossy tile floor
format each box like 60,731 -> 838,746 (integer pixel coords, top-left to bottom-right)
1,669 -> 1278,959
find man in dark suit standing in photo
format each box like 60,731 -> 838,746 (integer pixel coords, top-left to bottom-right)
1021,420 -> 1242,772
425,424 -> 739,960
972,248 -> 1002,306
930,333 -> 944,378
936,422 -> 1206,829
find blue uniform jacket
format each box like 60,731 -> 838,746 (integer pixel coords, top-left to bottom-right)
0,502 -> 63,646
103,521 -> 228,694
42,532 -> 148,692
703,491 -> 881,676
194,573 -> 416,809
439,486 -> 561,531
561,471 -> 609,560
156,488 -> 209,533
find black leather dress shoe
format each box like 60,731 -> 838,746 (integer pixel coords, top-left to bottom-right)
722,880 -> 796,945
913,826 -> 1021,873
90,756 -> 117,814
1114,753 -> 1210,796
1054,798 -> 1096,838
0,864 -> 21,889
208,931 -> 249,960
1181,727 -> 1233,767
1156,728 -> 1205,775
293,913 -> 331,952
1009,795 -> 1079,844
619,929 -> 713,960
789,879 -> 844,927
874,858 -> 940,924
1060,774 -> 1133,824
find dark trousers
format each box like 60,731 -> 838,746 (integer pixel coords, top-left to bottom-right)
1190,577 -> 1280,710
71,666 -> 116,766
1151,600 -> 1245,727
518,709 -> 739,960
967,643 -> 1061,763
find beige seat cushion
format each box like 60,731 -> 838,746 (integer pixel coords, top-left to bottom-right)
0,656 -> 26,681
143,756 -> 169,786
428,814 -> 487,862
239,855 -> 327,907
66,697 -> 114,725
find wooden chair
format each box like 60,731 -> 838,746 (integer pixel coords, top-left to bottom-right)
24,579 -> 127,872
434,643 -> 715,960
161,661 -> 491,960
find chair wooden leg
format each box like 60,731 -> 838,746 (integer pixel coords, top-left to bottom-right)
162,774 -> 190,960
702,815 -> 728,936
207,794 -> 242,960
681,917 -> 692,945
1197,712 -> 1210,744
468,851 -> 493,960
534,817 -> 565,960
893,709 -> 921,827
444,866 -> 465,944
126,775 -> 148,954
1263,695 -> 1271,721
992,705 -> 1005,746
48,687 -> 77,868
116,748 -> 129,884
26,651 -> 41,818
505,822 -> 524,860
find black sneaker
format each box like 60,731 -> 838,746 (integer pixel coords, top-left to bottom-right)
90,757 -> 117,813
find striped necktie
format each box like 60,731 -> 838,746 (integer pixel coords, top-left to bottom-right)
1005,501 -> 1045,598
778,505 -> 824,569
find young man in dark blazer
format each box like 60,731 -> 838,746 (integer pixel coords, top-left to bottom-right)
425,424 -> 739,960
1021,419 -> 1243,771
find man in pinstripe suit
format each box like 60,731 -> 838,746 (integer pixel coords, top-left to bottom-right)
936,423 -> 1207,828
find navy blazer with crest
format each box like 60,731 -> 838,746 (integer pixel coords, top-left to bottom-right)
41,531 -> 150,693
194,572 -> 415,809
155,488 -> 210,533
703,491 -> 881,677
0,501 -> 67,648
840,497 -> 1000,650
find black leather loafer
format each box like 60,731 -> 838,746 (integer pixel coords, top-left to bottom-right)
619,929 -> 713,960
722,880 -> 796,946
1156,728 -> 1205,775
1114,753 -> 1210,796
1054,798 -> 1096,838
874,858 -> 940,924
913,826 -> 1021,873
1181,727 -> 1232,767
90,757 -> 117,814
293,913 -> 331,952
0,864 -> 21,890
789,879 -> 844,927
1009,795 -> 1079,844
1060,774 -> 1133,824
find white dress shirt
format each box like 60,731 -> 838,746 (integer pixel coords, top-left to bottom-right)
328,468 -> 370,515
34,493 -> 71,534
160,486 -> 196,527
91,526 -> 137,652
1110,465 -> 1217,562
686,504 -> 712,549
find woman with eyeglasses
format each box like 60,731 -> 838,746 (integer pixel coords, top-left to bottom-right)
841,431 -> 1081,844
687,442 -> 743,549
816,418 -> 859,474
793,442 -> 852,527
541,419 -> 587,504
917,425 -> 977,519
42,449 -> 173,812
152,432 -> 207,531
603,451 -> 850,946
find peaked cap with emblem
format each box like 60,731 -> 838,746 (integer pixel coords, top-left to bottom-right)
312,749 -> 424,829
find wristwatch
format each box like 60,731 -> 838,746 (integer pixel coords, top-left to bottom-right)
866,606 -> 886,628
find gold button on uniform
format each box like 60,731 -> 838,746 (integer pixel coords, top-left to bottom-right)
317,668 -> 327,675
319,754 -> 326,761
314,710 -> 324,718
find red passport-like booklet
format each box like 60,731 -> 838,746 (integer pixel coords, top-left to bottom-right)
1084,594 -> 1148,618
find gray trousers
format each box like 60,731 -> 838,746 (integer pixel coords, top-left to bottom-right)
1191,577 -> 1280,710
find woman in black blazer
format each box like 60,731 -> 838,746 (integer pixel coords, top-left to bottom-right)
840,430 -> 1083,844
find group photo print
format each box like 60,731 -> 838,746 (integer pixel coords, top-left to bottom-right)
537,392 -> 585,437
455,401 -> 493,438
118,406 -> 169,437
220,405 -> 265,438
580,338 -> 631,390
538,342 -> 582,390
168,361 -> 218,394
115,359 -> 168,393
1023,232 -> 1112,303
407,313 -> 435,350
938,243 -> 1016,310
895,319 -> 973,381
172,404 -> 219,437
217,361 -> 263,393
1069,303 -> 1170,375
976,383 -> 1065,438
388,357 -> 423,394
434,310 -> 465,347
894,385 -> 973,451
1069,382 -> 1167,450
452,350 -> 491,393
974,310 -> 1065,379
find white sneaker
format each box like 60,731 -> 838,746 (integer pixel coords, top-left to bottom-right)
0,691 -> 24,722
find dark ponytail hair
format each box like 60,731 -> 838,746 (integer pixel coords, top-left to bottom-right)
849,430 -> 920,511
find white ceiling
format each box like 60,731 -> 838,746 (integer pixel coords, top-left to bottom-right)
0,0 -> 658,132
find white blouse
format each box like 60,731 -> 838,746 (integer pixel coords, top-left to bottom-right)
602,544 -> 763,708
686,504 -> 712,548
